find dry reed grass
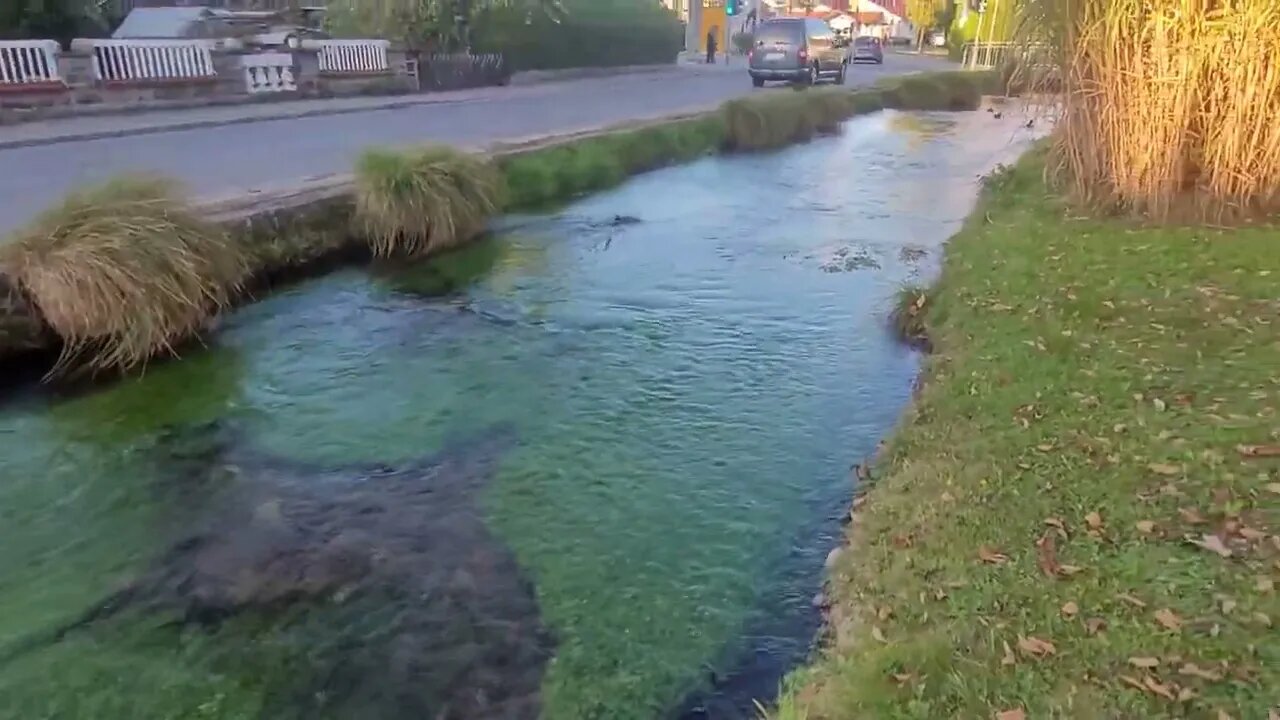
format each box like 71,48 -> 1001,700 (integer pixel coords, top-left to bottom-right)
0,176 -> 248,375
1022,0 -> 1280,221
354,146 -> 504,257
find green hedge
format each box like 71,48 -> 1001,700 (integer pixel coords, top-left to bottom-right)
472,0 -> 683,71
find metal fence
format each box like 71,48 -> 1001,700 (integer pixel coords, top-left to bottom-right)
316,40 -> 391,75
87,39 -> 217,83
0,40 -> 62,87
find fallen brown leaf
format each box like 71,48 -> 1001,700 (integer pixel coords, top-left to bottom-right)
1238,527 -> 1266,541
1117,593 -> 1148,608
1128,656 -> 1160,669
995,710 -> 1026,720
1044,517 -> 1066,532
1149,462 -> 1181,476
1001,640 -> 1016,666
1177,686 -> 1197,702
1257,576 -> 1275,593
1179,507 -> 1207,525
1136,520 -> 1157,534
1154,608 -> 1184,631
1267,483 -> 1280,495
1085,617 -> 1107,635
1217,711 -> 1234,720
1061,601 -> 1079,618
891,672 -> 914,685
1237,444 -> 1280,458
871,626 -> 888,643
1190,534 -> 1232,558
1086,511 -> 1104,529
877,605 -> 893,621
1143,676 -> 1176,701
1253,611 -> 1272,627
979,545 -> 1010,565
1178,663 -> 1223,681
1036,532 -> 1061,578
1058,564 -> 1084,576
1017,635 -> 1056,658
1119,675 -> 1146,691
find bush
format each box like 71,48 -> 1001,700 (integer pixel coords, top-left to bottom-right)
721,88 -> 868,152
472,0 -> 682,71
500,116 -> 725,209
0,176 -> 248,374
875,70 -> 994,111
354,146 -> 504,258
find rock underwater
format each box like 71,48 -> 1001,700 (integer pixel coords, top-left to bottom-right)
6,420 -> 554,720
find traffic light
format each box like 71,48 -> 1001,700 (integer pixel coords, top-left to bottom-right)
726,0 -> 738,16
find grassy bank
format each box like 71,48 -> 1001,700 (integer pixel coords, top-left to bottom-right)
776,152 -> 1280,718
0,69 -> 997,377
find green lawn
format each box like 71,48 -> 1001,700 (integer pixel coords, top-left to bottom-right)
777,151 -> 1280,719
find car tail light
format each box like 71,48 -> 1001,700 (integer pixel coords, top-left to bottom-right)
797,46 -> 809,62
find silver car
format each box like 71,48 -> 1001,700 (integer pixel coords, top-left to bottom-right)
850,36 -> 885,64
748,18 -> 848,87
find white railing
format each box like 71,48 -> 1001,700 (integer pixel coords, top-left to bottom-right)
315,39 -> 390,75
0,40 -> 62,87
82,39 -> 216,83
962,41 -> 1016,69
241,52 -> 296,94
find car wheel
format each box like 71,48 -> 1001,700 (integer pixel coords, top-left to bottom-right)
752,76 -> 765,88
807,63 -> 818,86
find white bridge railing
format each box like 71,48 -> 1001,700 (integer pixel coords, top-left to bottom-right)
0,40 -> 62,87
81,39 -> 216,83
315,39 -> 390,74
241,52 -> 296,94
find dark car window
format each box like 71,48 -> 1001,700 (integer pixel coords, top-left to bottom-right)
756,21 -> 805,44
855,36 -> 880,46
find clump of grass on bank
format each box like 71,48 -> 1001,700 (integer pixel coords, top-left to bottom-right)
889,284 -> 931,350
354,146 -> 503,257
875,70 -> 993,111
500,115 -> 725,210
721,88 -> 851,152
0,176 -> 248,374
1019,0 -> 1280,221
777,152 -> 1280,718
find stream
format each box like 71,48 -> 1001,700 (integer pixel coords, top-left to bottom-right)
0,108 -> 1040,719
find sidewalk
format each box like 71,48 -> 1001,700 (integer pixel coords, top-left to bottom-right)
0,63 -> 718,151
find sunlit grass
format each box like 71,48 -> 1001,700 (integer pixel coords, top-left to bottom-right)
777,151 -> 1280,718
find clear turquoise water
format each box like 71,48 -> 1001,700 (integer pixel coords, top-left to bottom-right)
0,111 -> 1033,719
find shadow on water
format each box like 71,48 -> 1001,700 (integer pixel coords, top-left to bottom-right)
0,108 -> 1046,719
2,419 -> 554,720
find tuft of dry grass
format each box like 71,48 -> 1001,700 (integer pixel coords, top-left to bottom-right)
888,284 -> 932,350
354,146 -> 504,258
1020,0 -> 1280,221
0,176 -> 248,375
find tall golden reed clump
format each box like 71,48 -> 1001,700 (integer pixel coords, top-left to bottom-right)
0,176 -> 249,375
1022,0 -> 1280,221
354,146 -> 504,258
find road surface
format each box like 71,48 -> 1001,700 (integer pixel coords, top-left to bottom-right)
0,55 -> 951,234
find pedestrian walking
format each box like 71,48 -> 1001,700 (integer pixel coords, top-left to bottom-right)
706,29 -> 718,64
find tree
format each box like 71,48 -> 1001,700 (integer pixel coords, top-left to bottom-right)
904,0 -> 945,50
0,0 -> 110,44
325,0 -> 562,51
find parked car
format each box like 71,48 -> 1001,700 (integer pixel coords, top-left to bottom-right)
928,30 -> 947,47
748,18 -> 848,87
850,36 -> 885,64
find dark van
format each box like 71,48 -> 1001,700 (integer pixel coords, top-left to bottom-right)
748,18 -> 848,87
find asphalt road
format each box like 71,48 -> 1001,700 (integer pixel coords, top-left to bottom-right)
0,54 -> 950,234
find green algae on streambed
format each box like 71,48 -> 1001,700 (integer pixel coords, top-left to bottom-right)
0,110 -> 1041,719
